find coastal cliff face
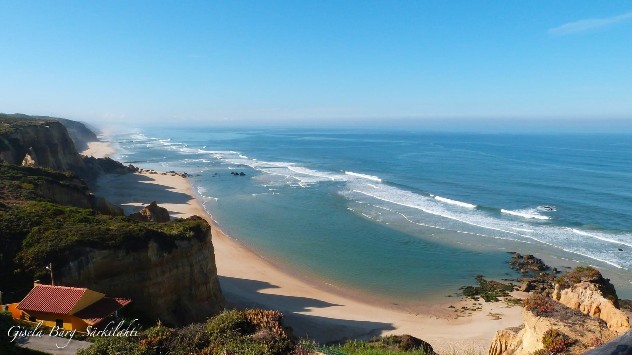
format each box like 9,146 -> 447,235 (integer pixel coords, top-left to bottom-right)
489,307 -> 617,355
58,225 -> 224,326
553,281 -> 630,334
0,117 -> 84,171
0,164 -> 122,215
489,267 -> 629,355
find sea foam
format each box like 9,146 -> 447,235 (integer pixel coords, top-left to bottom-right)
434,195 -> 477,209
344,171 -> 383,182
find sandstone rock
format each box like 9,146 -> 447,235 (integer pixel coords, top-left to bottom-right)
21,152 -> 36,167
129,201 -> 171,222
554,281 -> 630,334
489,307 -> 617,355
489,326 -> 521,355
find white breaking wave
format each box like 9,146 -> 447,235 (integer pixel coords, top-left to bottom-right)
344,183 -> 631,270
501,209 -> 550,220
344,171 -> 383,182
434,196 -> 477,209
569,228 -> 632,248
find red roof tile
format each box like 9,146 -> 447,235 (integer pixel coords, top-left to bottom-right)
17,284 -> 87,314
74,297 -> 132,325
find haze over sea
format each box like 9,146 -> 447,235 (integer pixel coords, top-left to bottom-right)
110,127 -> 632,302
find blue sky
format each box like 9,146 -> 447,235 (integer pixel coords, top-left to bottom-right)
1,1 -> 631,130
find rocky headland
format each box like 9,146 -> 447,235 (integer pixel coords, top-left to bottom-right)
489,266 -> 631,354
0,113 -> 224,326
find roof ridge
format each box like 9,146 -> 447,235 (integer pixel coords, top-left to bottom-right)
34,284 -> 88,291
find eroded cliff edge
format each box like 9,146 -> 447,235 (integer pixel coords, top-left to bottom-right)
489,266 -> 630,354
59,216 -> 225,325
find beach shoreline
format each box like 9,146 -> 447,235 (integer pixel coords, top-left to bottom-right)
84,140 -> 524,353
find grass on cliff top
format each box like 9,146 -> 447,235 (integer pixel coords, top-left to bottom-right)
0,113 -> 54,134
0,163 -> 86,203
0,201 -> 210,280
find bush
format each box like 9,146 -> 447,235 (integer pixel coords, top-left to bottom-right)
206,309 -> 254,334
542,329 -> 573,354
326,335 -> 436,355
556,266 -> 601,289
522,293 -> 555,316
79,309 -> 296,355
78,336 -> 143,355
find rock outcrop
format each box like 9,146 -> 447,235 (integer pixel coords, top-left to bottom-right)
489,266 -> 630,354
58,218 -> 224,325
554,281 -> 630,334
129,201 -> 171,222
553,266 -> 630,334
489,306 -> 617,355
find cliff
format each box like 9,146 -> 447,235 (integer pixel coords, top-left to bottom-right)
58,217 -> 225,326
0,113 -> 98,151
489,267 -> 630,354
489,306 -> 617,355
0,164 -> 122,215
553,267 -> 630,334
0,114 -> 84,171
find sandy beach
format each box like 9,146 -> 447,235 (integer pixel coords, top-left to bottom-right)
80,141 -> 116,158
87,143 -> 523,353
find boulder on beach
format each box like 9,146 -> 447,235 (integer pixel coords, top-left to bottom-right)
129,201 -> 171,222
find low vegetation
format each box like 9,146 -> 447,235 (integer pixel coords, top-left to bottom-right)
319,335 -> 436,355
0,199 -> 210,302
522,293 -> 555,316
79,309 -> 295,355
541,329 -> 573,354
461,275 -> 514,302
80,311 -> 439,355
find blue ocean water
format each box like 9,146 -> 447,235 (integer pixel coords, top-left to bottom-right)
110,128 -> 632,301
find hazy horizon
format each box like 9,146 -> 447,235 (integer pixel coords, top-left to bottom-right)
1,1 -> 631,130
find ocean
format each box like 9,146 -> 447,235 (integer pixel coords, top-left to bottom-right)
108,127 -> 632,302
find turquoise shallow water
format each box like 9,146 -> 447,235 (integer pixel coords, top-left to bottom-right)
110,128 -> 632,301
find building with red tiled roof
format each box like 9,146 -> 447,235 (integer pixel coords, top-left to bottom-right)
5,284 -> 131,332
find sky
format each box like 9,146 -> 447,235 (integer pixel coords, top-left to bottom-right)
1,1 -> 631,131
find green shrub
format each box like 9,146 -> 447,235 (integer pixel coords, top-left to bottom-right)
326,335 -> 436,355
461,275 -> 513,302
77,336 -> 143,355
542,329 -> 573,354
79,309 -> 296,355
206,309 -> 254,335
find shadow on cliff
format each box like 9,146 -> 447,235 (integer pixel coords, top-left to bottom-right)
97,173 -> 194,217
219,276 -> 395,343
